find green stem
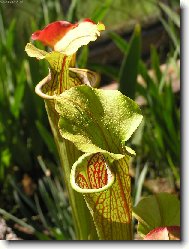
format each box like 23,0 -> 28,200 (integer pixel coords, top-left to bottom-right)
45,100 -> 97,239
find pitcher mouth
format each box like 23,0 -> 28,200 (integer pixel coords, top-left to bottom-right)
35,68 -> 100,100
35,73 -> 55,100
70,153 -> 115,194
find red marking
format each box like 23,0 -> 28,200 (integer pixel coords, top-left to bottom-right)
87,153 -> 108,189
116,174 -> 131,233
50,54 -> 61,93
59,56 -> 67,93
76,173 -> 89,189
82,18 -> 95,24
111,187 -> 124,223
31,21 -> 77,48
104,167 -> 108,185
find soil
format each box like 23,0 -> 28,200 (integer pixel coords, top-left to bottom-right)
0,217 -> 21,240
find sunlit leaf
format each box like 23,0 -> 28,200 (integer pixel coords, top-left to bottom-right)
25,43 -> 47,59
55,85 -> 142,159
133,192 -> 180,238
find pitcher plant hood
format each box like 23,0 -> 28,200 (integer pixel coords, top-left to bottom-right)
30,19 -> 105,55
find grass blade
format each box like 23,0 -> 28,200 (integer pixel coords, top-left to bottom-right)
91,0 -> 112,23
159,2 -> 180,28
66,0 -> 78,22
89,63 -> 119,80
108,31 -> 129,54
150,46 -> 162,83
118,24 -> 141,99
77,46 -> 88,68
0,208 -> 35,233
35,120 -> 58,158
134,163 -> 149,206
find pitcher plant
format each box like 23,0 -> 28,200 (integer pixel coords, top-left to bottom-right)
25,19 -> 143,240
